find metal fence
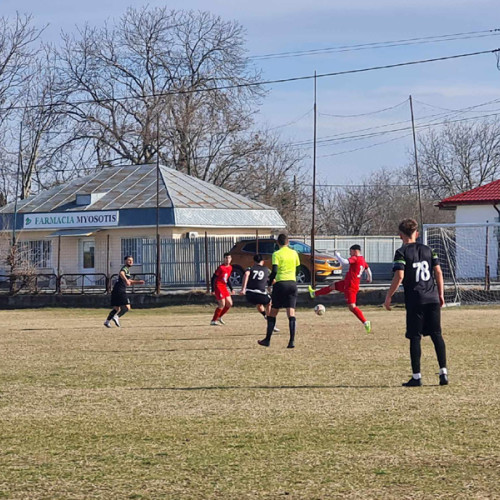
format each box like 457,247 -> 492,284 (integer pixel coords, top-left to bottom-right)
0,234 -> 399,295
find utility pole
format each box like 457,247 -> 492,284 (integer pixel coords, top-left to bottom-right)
155,113 -> 161,294
310,72 -> 317,288
409,95 -> 424,228
12,122 -> 23,246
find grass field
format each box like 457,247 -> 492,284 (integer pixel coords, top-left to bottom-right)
0,304 -> 499,499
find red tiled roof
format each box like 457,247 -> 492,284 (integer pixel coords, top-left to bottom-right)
438,179 -> 500,207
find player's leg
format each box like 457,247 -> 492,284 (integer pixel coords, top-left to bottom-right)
286,307 -> 296,348
118,303 -> 131,317
258,284 -> 281,346
220,294 -> 233,316
403,308 -> 424,386
346,291 -> 371,333
261,295 -> 279,331
425,304 -> 448,385
285,282 -> 298,348
309,281 -> 337,298
211,297 -> 225,325
104,305 -> 120,327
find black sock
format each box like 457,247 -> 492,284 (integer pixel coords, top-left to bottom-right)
410,337 -> 422,374
260,311 -> 266,318
430,332 -> 447,369
288,316 -> 296,345
106,309 -> 117,321
118,307 -> 129,318
265,316 -> 276,341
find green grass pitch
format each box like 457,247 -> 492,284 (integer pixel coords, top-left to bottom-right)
0,305 -> 499,499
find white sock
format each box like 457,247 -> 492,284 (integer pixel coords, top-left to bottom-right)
439,368 -> 448,375
412,373 -> 422,380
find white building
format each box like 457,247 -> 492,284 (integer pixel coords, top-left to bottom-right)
437,180 -> 500,280
0,164 -> 285,285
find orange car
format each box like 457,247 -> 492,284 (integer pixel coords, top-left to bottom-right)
228,238 -> 342,286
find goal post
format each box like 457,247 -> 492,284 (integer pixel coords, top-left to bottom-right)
423,222 -> 500,305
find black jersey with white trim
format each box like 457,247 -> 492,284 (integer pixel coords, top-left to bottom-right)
113,265 -> 131,293
246,264 -> 270,294
393,242 -> 439,306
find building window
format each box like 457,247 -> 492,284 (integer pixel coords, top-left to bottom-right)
121,238 -> 143,264
17,240 -> 52,268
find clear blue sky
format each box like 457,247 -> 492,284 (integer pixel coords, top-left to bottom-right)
3,0 -> 500,184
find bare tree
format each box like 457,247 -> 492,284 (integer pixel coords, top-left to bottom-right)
413,119 -> 500,199
0,13 -> 43,123
0,14 -> 44,203
56,7 -> 263,178
316,167 -> 453,236
225,131 -> 308,232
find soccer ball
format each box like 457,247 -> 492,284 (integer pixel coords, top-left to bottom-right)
314,304 -> 326,316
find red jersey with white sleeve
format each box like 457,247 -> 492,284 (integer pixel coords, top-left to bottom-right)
212,264 -> 233,300
344,255 -> 369,291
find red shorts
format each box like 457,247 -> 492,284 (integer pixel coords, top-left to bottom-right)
334,280 -> 359,305
214,285 -> 231,301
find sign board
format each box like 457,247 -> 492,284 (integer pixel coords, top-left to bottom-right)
23,211 -> 119,229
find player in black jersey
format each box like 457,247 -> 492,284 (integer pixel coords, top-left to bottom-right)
240,254 -> 279,332
104,256 -> 145,328
384,219 -> 448,387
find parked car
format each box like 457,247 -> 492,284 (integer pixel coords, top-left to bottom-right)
228,238 -> 342,286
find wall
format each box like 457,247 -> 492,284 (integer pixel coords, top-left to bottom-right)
455,205 -> 499,224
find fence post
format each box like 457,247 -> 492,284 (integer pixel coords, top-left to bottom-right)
56,235 -> 61,294
155,232 -> 161,294
106,234 -> 111,293
485,225 -> 490,291
205,232 -> 210,293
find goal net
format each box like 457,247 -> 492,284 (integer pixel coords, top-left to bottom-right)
423,223 -> 500,305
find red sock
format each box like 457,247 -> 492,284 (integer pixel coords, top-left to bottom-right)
220,306 -> 230,317
315,286 -> 332,297
212,308 -> 223,322
351,307 -> 366,323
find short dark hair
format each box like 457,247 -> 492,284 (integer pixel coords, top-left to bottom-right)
223,252 -> 231,258
398,218 -> 418,237
350,244 -> 361,251
253,254 -> 263,262
277,233 -> 288,246
124,255 -> 133,261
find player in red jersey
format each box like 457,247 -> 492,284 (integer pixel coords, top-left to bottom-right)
210,252 -> 234,326
309,244 -> 373,333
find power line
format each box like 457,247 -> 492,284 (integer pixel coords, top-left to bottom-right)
249,29 -> 500,61
319,99 -> 409,118
316,133 -> 413,158
3,47 -> 499,113
289,105 -> 500,149
267,107 -> 314,131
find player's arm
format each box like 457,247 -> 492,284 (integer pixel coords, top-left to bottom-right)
130,276 -> 145,285
334,251 -> 349,266
433,264 -> 445,307
384,270 -> 404,311
240,269 -> 250,294
365,266 -> 373,283
268,265 -> 278,285
210,269 -> 218,293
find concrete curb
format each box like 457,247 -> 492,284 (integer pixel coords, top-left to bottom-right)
0,289 -> 404,309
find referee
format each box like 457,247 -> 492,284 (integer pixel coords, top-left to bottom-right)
258,233 -> 300,348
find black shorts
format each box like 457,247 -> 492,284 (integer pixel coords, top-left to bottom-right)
111,289 -> 130,307
405,302 -> 441,339
246,291 -> 271,306
271,281 -> 298,310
